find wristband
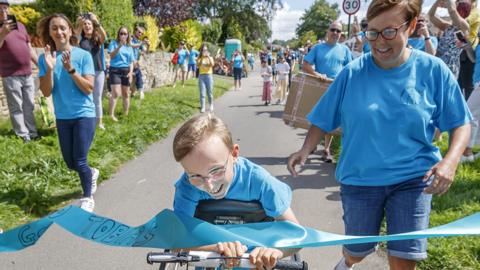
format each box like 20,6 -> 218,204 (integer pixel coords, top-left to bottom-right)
68,68 -> 76,74
424,36 -> 431,41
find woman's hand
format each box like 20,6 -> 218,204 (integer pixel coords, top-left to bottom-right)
287,149 -> 310,177
216,241 -> 247,268
423,159 -> 458,195
44,45 -> 56,71
61,50 -> 73,72
249,247 -> 284,270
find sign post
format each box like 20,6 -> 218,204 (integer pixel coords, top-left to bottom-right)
343,0 -> 361,38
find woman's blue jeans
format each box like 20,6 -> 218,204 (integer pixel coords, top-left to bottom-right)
56,117 -> 96,197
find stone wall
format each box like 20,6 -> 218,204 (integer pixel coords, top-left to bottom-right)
0,50 -> 175,117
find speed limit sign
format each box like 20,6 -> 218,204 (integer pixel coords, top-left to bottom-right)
343,0 -> 361,15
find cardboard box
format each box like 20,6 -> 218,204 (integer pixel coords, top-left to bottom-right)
283,72 -> 332,129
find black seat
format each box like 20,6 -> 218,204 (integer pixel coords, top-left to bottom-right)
194,199 -> 274,225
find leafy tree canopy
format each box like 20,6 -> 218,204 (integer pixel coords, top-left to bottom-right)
295,0 -> 339,40
134,0 -> 196,28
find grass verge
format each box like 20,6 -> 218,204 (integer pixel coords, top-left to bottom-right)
0,76 -> 232,230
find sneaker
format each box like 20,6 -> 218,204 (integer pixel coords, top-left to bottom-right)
200,107 -> 206,113
209,104 -> 214,112
460,154 -> 475,163
98,123 -> 106,130
334,257 -> 354,270
79,197 -> 95,212
139,91 -> 145,100
91,168 -> 99,194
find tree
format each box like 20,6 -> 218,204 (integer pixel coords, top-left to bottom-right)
134,0 -> 196,28
162,19 -> 203,52
202,18 -> 222,44
195,0 -> 279,44
93,0 -> 136,39
296,0 -> 339,40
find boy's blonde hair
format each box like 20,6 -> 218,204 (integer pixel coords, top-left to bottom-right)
173,114 -> 234,161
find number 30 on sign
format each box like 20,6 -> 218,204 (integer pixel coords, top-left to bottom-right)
343,0 -> 361,15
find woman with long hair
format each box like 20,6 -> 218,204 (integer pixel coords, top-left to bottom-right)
107,26 -> 134,121
196,43 -> 215,113
75,12 -> 107,130
37,13 -> 99,212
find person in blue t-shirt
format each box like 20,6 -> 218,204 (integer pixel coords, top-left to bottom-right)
173,114 -> 299,269
187,46 -> 199,79
107,26 -> 135,122
173,40 -> 190,88
407,14 -> 437,55
38,14 -> 99,213
288,1 -> 472,270
231,49 -> 245,91
303,21 -> 353,163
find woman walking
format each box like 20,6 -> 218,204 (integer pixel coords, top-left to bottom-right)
38,14 -> 99,212
107,26 -> 134,121
288,0 -> 471,269
75,12 -> 107,129
231,49 -> 244,90
196,44 -> 215,113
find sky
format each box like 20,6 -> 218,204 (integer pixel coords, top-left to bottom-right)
272,0 -> 443,40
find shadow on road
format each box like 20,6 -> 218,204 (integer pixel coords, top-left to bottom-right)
255,110 -> 283,119
246,156 -> 340,201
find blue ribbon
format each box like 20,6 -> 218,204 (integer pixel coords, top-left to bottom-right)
1,206 -> 479,252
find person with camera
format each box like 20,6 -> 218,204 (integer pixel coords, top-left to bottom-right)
429,0 -> 470,77
407,13 -> 438,55
0,0 -> 39,142
231,49 -> 244,91
75,12 -> 107,130
196,44 -> 214,113
130,25 -> 148,100
107,26 -> 135,121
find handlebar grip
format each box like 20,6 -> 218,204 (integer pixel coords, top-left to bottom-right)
274,260 -> 308,270
146,252 -> 179,264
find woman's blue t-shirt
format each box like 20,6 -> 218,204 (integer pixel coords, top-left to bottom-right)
173,157 -> 292,218
307,50 -> 472,186
107,40 -> 134,68
233,55 -> 243,68
38,47 -> 95,120
177,49 -> 189,65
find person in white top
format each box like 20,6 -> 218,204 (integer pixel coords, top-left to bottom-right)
260,60 -> 272,105
274,55 -> 290,104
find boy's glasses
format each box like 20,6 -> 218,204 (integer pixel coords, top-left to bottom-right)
187,153 -> 230,185
365,21 -> 409,41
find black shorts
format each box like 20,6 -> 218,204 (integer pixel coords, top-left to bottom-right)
109,67 -> 130,86
233,67 -> 242,80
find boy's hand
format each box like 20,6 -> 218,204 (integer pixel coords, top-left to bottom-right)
249,247 -> 284,270
216,241 -> 247,268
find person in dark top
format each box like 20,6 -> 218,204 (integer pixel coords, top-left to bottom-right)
75,12 -> 107,130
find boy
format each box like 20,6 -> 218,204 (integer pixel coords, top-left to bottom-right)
274,55 -> 290,105
172,114 -> 299,269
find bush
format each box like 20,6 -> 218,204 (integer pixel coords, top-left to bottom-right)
93,0 -> 136,40
202,18 -> 222,44
162,19 -> 202,52
9,5 -> 42,35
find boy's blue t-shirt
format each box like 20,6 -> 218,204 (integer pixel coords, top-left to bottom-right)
233,55 -> 243,68
107,40 -> 134,68
307,50 -> 472,186
474,46 -> 480,84
408,37 -> 438,52
304,42 -> 353,79
188,49 -> 199,65
131,37 -> 144,61
38,47 -> 95,120
173,157 -> 292,218
177,49 -> 189,65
